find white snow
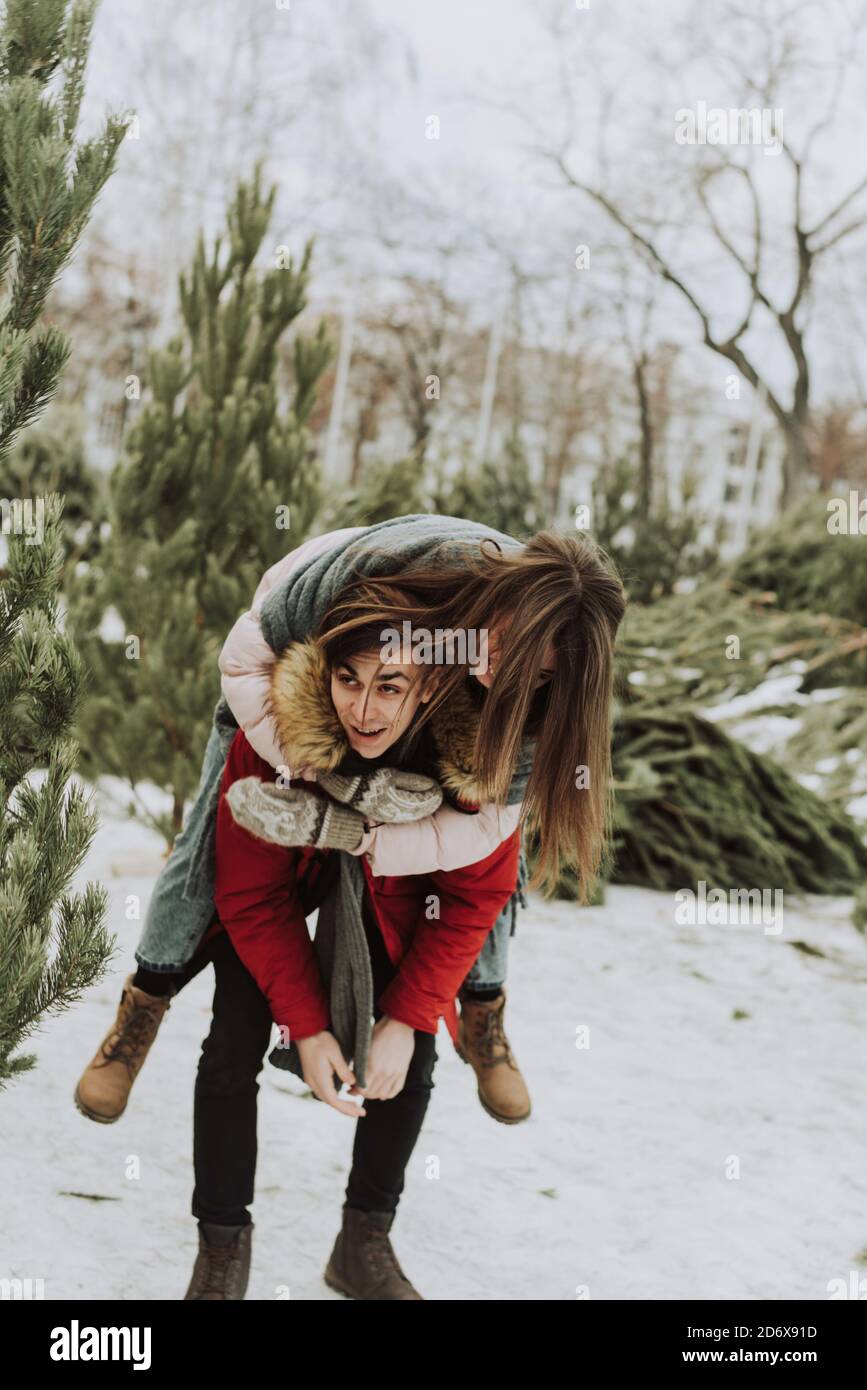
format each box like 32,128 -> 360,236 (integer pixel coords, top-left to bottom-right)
816,757 -> 842,774
847,794 -> 867,821
698,673 -> 807,722
717,714 -> 803,757
796,773 -> 824,792
2,782 -> 867,1301
695,678 -> 866,823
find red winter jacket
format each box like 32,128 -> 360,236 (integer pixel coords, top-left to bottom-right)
211,729 -> 521,1044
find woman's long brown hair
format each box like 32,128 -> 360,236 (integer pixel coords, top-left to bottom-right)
317,532 -> 627,900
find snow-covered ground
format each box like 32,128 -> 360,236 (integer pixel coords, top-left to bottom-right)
2,780 -> 867,1302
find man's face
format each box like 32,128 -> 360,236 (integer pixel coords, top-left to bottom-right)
331,651 -> 434,757
469,615 -> 558,691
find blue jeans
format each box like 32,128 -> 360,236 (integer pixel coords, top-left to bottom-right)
462,914 -> 509,992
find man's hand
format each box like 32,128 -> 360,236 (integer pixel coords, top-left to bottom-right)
296,1030 -> 367,1117
318,768 -> 442,823
348,1016 -> 416,1101
225,778 -> 365,851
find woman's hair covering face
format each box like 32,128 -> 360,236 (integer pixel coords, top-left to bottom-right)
316,531 -> 627,899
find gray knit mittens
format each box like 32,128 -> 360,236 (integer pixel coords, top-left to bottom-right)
225,781 -> 365,850
225,767 -> 443,851
317,768 -> 443,821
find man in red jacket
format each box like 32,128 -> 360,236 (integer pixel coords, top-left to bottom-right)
179,645 -> 520,1302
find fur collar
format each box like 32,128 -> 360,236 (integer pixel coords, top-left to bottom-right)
268,638 -> 483,803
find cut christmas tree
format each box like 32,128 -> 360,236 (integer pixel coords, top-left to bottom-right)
540,496 -> 867,906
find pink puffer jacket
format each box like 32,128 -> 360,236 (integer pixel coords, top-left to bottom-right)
218,528 -> 522,876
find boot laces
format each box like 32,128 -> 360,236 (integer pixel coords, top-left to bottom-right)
198,1239 -> 238,1297
103,999 -> 161,1073
469,1001 -> 513,1069
364,1222 -> 408,1285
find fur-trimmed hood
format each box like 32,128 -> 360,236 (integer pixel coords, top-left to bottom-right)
267,638 -> 485,804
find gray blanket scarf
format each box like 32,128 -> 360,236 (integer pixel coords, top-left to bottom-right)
134,514 -> 532,1083
270,850 -> 374,1087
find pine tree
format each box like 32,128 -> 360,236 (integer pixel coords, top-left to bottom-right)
323,432 -> 546,535
1,497 -> 112,1088
322,454 -> 428,528
0,0 -> 126,1089
433,431 -> 547,537
0,0 -> 128,466
731,494 -> 867,625
586,455 -> 714,603
68,163 -> 333,844
0,403 -> 106,570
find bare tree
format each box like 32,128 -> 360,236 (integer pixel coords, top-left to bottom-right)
350,273 -> 478,465
609,270 -> 669,518
531,0 -> 867,504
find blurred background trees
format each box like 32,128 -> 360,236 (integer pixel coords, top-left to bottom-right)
64,164 -> 332,843
7,0 -> 864,914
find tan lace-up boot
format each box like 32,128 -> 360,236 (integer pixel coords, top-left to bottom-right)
324,1207 -> 424,1300
73,974 -> 174,1123
455,988 -> 531,1124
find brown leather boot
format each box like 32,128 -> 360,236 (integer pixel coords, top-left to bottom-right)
455,988 -> 531,1124
73,974 -> 174,1123
184,1222 -> 253,1300
324,1207 -> 423,1300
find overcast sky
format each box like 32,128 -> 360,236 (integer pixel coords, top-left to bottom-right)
72,0 -> 867,410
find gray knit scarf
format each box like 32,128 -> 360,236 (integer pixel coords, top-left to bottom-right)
268,850 -> 374,1088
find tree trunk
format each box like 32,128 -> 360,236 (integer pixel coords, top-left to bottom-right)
633,355 -> 654,518
780,416 -> 813,504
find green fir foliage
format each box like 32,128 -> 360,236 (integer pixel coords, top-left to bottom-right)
67,164 -> 333,843
0,0 -> 123,1089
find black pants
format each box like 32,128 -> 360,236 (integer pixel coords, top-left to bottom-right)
172,905 -> 438,1227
